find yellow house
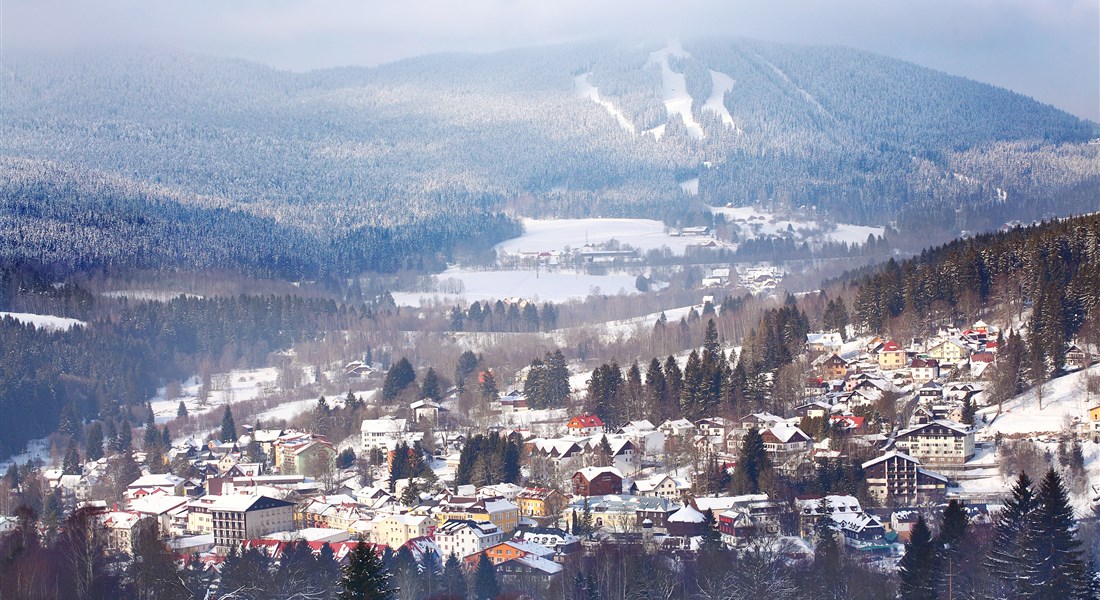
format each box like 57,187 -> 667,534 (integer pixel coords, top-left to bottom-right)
1088,405 -> 1100,442
515,487 -> 567,518
436,496 -> 520,533
927,339 -> 970,365
878,340 -> 907,371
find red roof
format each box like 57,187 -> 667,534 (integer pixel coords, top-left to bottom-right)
882,340 -> 903,352
568,414 -> 604,428
830,415 -> 865,429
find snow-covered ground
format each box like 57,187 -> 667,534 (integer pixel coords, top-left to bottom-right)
0,311 -> 85,331
704,70 -> 738,132
391,267 -> 641,306
978,365 -> 1098,437
497,218 -> 705,256
647,40 -> 704,140
574,73 -> 636,135
710,205 -> 884,245
101,290 -> 202,302
149,367 -> 283,425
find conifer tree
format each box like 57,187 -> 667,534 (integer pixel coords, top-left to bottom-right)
664,356 -> 683,412
644,357 -> 668,422
935,500 -> 970,598
473,552 -> 499,600
731,428 -> 772,494
176,401 -> 188,418
117,419 -> 133,453
680,350 -> 703,419
1029,468 -> 1093,599
544,350 -> 571,407
338,541 -> 395,600
62,441 -> 81,475
812,498 -> 845,599
85,422 -> 104,461
985,472 -> 1039,597
442,554 -> 467,600
383,358 -> 417,401
421,368 -> 442,402
220,406 -> 237,442
898,515 -> 938,600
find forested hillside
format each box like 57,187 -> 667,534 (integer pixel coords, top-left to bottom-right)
1,39 -> 1096,280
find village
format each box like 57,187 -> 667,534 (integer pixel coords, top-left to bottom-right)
17,309 -> 1097,597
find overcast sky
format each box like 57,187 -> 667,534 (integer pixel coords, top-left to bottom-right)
3,0 -> 1098,120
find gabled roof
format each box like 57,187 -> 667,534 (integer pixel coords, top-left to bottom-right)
763,426 -> 811,444
567,414 -> 604,428
882,340 -> 903,352
896,419 -> 970,438
667,504 -> 705,523
861,450 -> 920,470
573,466 -> 622,482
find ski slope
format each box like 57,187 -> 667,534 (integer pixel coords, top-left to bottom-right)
574,73 -> 637,135
647,40 -> 705,141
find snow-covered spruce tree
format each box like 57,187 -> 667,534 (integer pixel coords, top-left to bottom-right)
984,471 -> 1039,597
338,541 -> 395,600
1028,468 -> 1094,599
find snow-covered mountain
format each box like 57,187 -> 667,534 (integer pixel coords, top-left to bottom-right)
1,37 -> 1096,276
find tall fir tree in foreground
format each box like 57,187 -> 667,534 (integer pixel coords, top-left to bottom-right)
1029,468 -> 1094,599
473,552 -> 499,600
897,515 -> 938,600
985,472 -> 1039,597
812,498 -> 845,599
338,541 -> 395,600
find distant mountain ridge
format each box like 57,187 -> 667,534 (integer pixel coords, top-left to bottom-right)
0,38 -> 1096,277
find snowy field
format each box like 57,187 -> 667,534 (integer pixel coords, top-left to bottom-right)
148,367 -> 283,425
0,311 -> 85,331
392,267 -> 640,306
710,205 -> 884,246
497,218 -> 707,256
978,365 -> 1098,437
101,290 -> 203,302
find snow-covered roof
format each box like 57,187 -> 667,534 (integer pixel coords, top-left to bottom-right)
667,505 -> 705,523
360,418 -> 407,433
861,450 -> 920,470
128,473 -> 184,488
574,466 -> 622,481
129,494 -> 189,515
508,554 -> 564,575
896,419 -> 970,438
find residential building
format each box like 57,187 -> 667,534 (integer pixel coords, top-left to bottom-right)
483,539 -> 555,565
761,426 -> 813,455
861,451 -> 948,504
566,414 -> 605,436
208,495 -> 296,549
629,474 -> 690,499
278,437 -> 336,476
927,339 -> 970,366
515,487 -> 567,518
819,353 -> 849,379
572,467 -> 623,497
893,420 -> 975,465
433,519 -> 504,559
878,340 -> 907,371
370,513 -> 433,549
910,358 -> 940,384
436,496 -> 520,533
360,418 -> 408,450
